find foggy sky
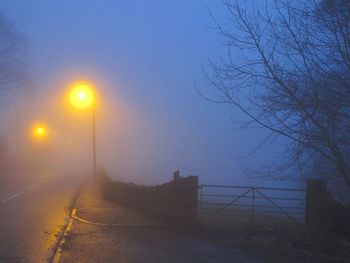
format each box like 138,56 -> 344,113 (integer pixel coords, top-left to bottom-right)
0,0 -> 287,186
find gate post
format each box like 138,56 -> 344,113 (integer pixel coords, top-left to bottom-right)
188,175 -> 199,223
305,179 -> 327,227
251,188 -> 255,226
199,185 -> 203,220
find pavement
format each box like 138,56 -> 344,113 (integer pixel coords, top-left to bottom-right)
59,183 -> 264,263
0,171 -> 83,263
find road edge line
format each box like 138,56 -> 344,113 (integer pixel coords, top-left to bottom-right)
48,177 -> 86,263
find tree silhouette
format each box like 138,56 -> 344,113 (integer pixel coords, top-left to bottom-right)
206,0 -> 350,186
0,13 -> 30,93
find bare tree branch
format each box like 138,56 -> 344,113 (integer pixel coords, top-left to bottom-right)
205,0 -> 350,186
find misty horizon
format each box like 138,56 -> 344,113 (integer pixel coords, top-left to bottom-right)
0,0 -> 287,187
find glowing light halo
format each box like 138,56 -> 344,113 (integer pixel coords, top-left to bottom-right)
32,124 -> 48,140
69,82 -> 95,110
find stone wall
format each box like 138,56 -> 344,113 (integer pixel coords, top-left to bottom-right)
99,170 -> 199,224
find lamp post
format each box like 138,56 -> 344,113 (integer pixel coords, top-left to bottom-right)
92,97 -> 96,183
68,82 -> 97,183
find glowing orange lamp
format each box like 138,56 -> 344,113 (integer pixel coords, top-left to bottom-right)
69,82 -> 95,110
32,124 -> 48,140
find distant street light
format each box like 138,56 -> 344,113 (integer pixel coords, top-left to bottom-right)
68,82 -> 97,183
32,124 -> 48,140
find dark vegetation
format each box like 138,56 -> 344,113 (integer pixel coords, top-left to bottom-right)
0,13 -> 30,94
0,13 -> 30,183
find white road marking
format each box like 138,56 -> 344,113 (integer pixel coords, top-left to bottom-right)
2,192 -> 22,204
27,183 -> 41,190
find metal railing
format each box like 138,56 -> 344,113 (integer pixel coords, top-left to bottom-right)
199,184 -> 306,225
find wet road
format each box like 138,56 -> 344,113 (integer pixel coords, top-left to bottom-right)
0,172 -> 82,263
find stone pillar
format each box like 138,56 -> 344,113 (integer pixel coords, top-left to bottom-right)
173,170 -> 180,181
187,175 -> 199,222
305,179 -> 328,227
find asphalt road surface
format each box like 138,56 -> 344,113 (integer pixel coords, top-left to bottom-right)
0,172 -> 82,263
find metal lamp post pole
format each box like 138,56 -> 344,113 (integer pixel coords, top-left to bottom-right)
15,102 -> 18,156
92,97 -> 97,184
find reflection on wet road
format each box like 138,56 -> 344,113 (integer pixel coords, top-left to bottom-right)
0,172 -> 82,263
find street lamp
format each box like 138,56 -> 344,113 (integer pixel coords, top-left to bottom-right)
68,82 -> 97,183
32,124 -> 48,140
69,83 -> 95,110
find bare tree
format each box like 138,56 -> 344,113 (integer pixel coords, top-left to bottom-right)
205,0 -> 350,186
0,13 -> 30,93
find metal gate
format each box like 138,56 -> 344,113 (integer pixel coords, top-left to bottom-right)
199,184 -> 306,225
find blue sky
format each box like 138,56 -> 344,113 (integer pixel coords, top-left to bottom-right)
0,0 -> 283,186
